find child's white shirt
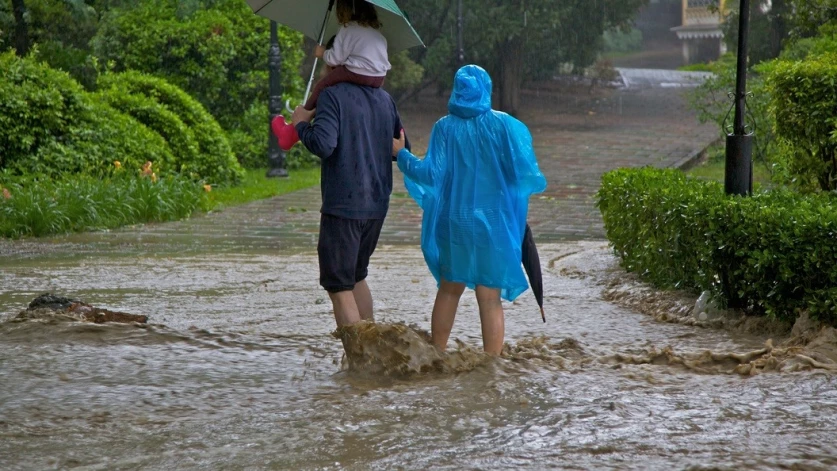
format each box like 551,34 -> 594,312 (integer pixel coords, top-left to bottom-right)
323,22 -> 391,77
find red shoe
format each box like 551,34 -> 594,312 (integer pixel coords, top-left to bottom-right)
271,116 -> 300,151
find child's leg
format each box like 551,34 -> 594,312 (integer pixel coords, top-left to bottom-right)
430,280 -> 465,351
344,70 -> 386,88
303,66 -> 386,110
475,286 -> 505,355
303,66 -> 352,110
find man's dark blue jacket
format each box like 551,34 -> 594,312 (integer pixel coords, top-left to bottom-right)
296,83 -> 408,220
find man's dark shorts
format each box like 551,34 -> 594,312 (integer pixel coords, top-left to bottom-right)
318,214 -> 385,293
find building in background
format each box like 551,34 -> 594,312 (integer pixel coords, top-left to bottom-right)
672,0 -> 728,64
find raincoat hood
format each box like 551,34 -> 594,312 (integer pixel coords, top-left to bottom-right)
447,65 -> 492,118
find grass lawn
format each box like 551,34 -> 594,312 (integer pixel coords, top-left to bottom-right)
686,145 -> 773,187
204,167 -> 320,211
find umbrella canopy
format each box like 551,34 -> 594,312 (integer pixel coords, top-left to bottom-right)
246,0 -> 424,53
522,224 -> 545,323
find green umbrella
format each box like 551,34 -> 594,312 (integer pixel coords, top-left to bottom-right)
247,0 -> 423,104
247,0 -> 424,53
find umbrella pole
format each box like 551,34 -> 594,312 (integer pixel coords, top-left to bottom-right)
303,1 -> 336,104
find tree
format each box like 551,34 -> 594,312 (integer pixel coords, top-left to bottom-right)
787,0 -> 837,37
11,0 -> 29,56
399,0 -> 647,115
2,0 -> 100,86
91,0 -> 304,129
722,0 -> 837,65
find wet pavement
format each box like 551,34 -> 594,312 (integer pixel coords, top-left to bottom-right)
0,81 -> 717,256
7,81 -> 835,471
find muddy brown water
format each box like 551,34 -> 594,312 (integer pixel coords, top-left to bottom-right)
2,242 -> 837,470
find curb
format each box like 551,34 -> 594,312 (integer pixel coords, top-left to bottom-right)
669,137 -> 722,171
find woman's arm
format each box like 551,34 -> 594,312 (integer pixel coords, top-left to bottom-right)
394,123 -> 446,187
396,148 -> 433,187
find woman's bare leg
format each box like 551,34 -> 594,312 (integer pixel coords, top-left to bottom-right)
431,280 -> 465,351
475,286 -> 504,355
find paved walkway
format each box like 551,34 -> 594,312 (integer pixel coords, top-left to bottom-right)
0,77 -> 717,256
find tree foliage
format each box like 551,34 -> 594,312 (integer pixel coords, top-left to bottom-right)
398,0 -> 646,114
722,0 -> 837,65
90,0 -> 304,130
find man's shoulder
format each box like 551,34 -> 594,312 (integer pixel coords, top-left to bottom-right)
321,84 -> 396,107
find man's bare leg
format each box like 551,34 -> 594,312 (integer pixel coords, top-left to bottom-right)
475,285 -> 504,355
328,290 -> 361,326
430,280 -> 465,351
352,280 -> 374,321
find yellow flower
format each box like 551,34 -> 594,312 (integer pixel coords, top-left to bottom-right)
113,161 -> 122,169
141,161 -> 153,177
151,173 -> 158,183
203,184 -> 212,193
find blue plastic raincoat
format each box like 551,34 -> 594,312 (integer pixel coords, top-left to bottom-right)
396,65 -> 547,301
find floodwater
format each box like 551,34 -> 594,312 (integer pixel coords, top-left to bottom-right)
2,242 -> 837,470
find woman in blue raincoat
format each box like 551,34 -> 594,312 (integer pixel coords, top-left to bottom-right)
391,64 -> 547,355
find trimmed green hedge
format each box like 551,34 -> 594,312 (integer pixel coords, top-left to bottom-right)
1,52 -> 243,184
766,52 -> 837,191
0,51 -> 173,177
597,167 -> 837,323
97,71 -> 243,183
97,87 -> 197,172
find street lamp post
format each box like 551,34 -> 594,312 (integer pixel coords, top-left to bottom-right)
725,0 -> 753,195
267,20 -> 289,178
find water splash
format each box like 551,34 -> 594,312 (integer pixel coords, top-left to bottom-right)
333,321 -> 490,376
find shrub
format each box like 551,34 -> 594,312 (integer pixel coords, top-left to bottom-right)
0,50 -> 90,169
0,51 -> 173,177
90,0 -> 306,170
691,25 -> 837,192
385,50 -> 424,99
779,23 -> 837,61
97,86 -> 199,174
33,103 -> 175,177
765,53 -> 837,191
597,167 -> 837,324
602,27 -> 643,54
97,71 -> 243,184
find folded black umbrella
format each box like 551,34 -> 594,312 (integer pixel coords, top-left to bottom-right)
522,223 -> 545,322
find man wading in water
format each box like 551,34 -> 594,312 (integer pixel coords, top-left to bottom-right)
291,36 -> 409,336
